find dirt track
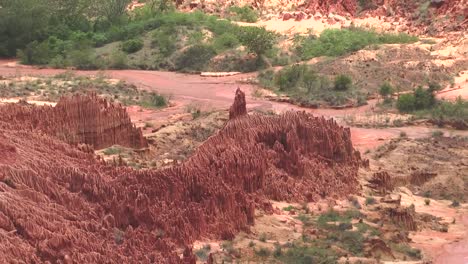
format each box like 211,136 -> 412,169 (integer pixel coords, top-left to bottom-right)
1,61 -> 467,151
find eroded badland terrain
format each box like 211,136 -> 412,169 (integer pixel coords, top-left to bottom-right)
0,0 -> 467,263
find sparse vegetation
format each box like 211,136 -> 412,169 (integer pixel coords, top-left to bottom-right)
451,200 -> 460,207
294,27 -> 418,60
258,64 -> 366,107
365,196 -> 376,205
0,75 -> 169,109
195,244 -> 211,261
282,205 -> 296,211
425,199 -> 431,206
255,247 -> 271,257
227,5 -> 258,23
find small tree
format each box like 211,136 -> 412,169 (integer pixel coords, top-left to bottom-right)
239,26 -> 276,61
334,74 -> 352,91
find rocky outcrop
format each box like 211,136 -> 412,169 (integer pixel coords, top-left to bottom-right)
0,91 -> 362,262
367,171 -> 395,195
300,0 -> 357,15
229,88 -> 247,119
0,94 -> 147,150
387,206 -> 417,231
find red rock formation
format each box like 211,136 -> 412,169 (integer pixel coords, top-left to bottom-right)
367,171 -> 395,195
0,92 -> 362,262
300,0 -> 358,15
387,206 -> 417,231
0,93 -> 147,150
229,88 -> 247,119
409,171 -> 437,186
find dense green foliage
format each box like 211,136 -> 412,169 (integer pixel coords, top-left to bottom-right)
121,38 -> 144,53
1,1 -> 276,72
259,64 -> 366,107
294,27 -> 418,60
397,86 -> 436,112
174,44 -> 217,72
334,74 -> 352,91
396,84 -> 467,129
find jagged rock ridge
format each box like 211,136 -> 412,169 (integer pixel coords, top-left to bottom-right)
0,93 -> 147,150
0,91 -> 362,262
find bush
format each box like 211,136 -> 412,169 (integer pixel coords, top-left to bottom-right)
140,92 -> 168,108
365,196 -> 376,205
228,5 -> 258,23
432,130 -> 444,137
397,94 -> 416,113
274,64 -> 315,91
334,74 -> 352,91
238,26 -> 276,58
108,51 -> 128,69
379,82 -> 394,97
431,97 -> 467,128
213,33 -> 240,51
425,199 -> 431,205
255,247 -> 271,257
68,48 -> 99,70
121,39 -> 144,53
152,29 -> 177,57
451,200 -> 460,207
174,44 -> 216,72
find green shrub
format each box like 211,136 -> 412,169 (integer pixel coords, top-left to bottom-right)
140,92 -> 168,108
334,74 -> 352,91
152,29 -> 177,57
451,200 -> 460,207
432,130 -> 444,137
295,27 -> 418,60
365,196 -> 376,205
274,64 -> 315,91
228,5 -> 258,23
379,82 -> 394,97
259,233 -> 267,242
238,26 -> 276,59
108,51 -> 128,69
213,33 -> 240,51
174,44 -> 216,72
283,205 -> 296,211
397,94 -> 417,113
431,97 -> 467,127
255,247 -> 271,257
68,48 -> 99,70
121,39 -> 144,53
